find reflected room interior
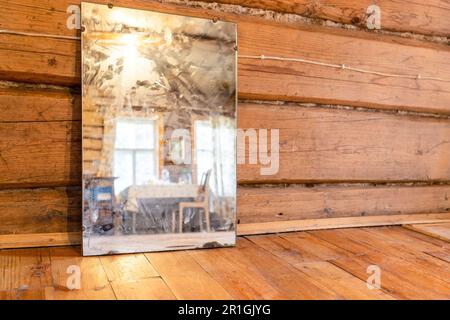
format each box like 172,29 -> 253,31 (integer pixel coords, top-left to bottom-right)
81,3 -> 236,255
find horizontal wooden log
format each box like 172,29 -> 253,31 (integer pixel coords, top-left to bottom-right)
0,86 -> 80,122
237,213 -> 450,235
238,24 -> 450,114
0,232 -> 82,249
3,0 -> 450,38
1,1 -> 450,113
0,87 -> 80,188
0,184 -> 449,248
238,103 -> 450,183
0,120 -> 81,188
0,187 -> 81,235
2,184 -> 448,235
1,88 -> 450,186
201,0 -> 450,37
0,34 -> 80,86
238,185 -> 450,224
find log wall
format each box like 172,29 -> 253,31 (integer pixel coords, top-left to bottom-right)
0,0 -> 449,248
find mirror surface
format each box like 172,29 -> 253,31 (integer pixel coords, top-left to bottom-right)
81,2 -> 237,255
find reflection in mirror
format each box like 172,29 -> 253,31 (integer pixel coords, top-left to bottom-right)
81,2 -> 237,255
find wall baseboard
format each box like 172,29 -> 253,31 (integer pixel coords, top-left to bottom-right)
237,213 -> 450,235
1,213 -> 449,249
0,232 -> 82,249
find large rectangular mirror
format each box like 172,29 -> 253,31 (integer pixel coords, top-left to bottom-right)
81,2 -> 237,255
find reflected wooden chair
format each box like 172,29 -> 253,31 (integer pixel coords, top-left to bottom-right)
177,169 -> 212,233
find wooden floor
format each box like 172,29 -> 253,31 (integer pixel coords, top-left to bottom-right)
1,225 -> 449,300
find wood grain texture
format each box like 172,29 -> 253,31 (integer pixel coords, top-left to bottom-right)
144,250 -> 233,300
403,223 -> 450,242
0,187 -> 81,235
99,254 -> 159,282
321,227 -> 450,284
190,237 -> 340,299
2,89 -> 450,186
0,91 -> 449,245
0,120 -> 81,188
0,86 -> 80,122
1,1 -> 450,113
246,232 -> 351,263
1,214 -> 449,249
0,288 -> 47,300
311,228 -> 450,299
238,213 -> 450,235
0,33 -> 80,86
238,14 -> 450,115
1,227 -> 449,299
366,226 -> 450,251
238,185 -> 450,223
0,232 -> 81,249
110,278 -> 176,300
331,253 -> 450,299
0,247 -> 52,291
47,246 -> 116,299
238,103 -> 450,183
1,2 -> 449,249
188,246 -> 285,299
0,183 -> 449,246
0,86 -> 80,188
246,234 -> 393,299
200,0 -> 450,36
425,249 -> 450,263
292,261 -> 394,299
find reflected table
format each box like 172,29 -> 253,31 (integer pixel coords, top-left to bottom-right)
119,184 -> 200,233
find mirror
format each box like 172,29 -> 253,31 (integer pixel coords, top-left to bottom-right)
81,2 -> 237,255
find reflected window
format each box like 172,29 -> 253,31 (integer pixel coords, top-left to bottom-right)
195,119 -> 234,197
114,119 -> 158,194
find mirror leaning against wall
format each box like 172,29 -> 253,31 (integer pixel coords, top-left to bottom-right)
81,2 -> 237,255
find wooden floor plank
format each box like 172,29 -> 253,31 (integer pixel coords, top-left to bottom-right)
0,288 -> 47,300
48,246 -> 116,300
99,254 -> 159,282
294,262 -> 394,300
331,253 -> 450,300
189,241 -> 289,299
363,227 -> 450,258
111,278 -> 176,300
307,229 -> 372,255
404,223 -> 450,242
334,228 -> 450,285
144,250 -> 233,300
246,233 -> 350,263
192,238 -> 341,300
425,249 -> 450,263
247,234 -> 393,299
310,229 -> 450,299
365,226 -> 449,251
44,285 -> 116,300
279,232 -> 352,261
0,248 -> 52,292
1,227 -> 449,300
